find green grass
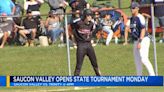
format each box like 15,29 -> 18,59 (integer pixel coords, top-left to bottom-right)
0,43 -> 164,76
0,43 -> 164,91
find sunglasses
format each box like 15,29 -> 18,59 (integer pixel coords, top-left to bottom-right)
131,7 -> 138,10
131,7 -> 136,9
86,14 -> 92,16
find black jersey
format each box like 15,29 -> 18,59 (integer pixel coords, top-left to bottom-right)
73,19 -> 94,43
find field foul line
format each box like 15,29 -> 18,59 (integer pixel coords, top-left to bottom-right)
11,87 -> 100,92
6,87 -> 163,92
47,87 -> 100,92
23,87 -> 161,92
45,86 -> 163,92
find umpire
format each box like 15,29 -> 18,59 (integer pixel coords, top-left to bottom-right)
73,9 -> 101,76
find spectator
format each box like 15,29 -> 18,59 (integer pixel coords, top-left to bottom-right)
12,0 -> 24,26
0,0 -> 15,16
47,0 -> 68,20
101,11 -> 113,46
12,0 -> 24,44
24,0 -> 44,35
45,10 -> 64,44
69,0 -> 90,17
0,14 -> 15,48
48,0 -> 68,11
154,1 -> 164,43
90,11 -> 102,46
0,0 -> 15,48
92,11 -> 102,38
113,16 -> 125,44
24,0 -> 44,16
19,10 -> 37,47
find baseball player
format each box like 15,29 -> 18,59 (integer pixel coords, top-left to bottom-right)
127,2 -> 155,76
73,9 -> 101,76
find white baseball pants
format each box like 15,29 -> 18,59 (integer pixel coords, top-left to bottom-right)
133,37 -> 155,76
102,26 -> 113,46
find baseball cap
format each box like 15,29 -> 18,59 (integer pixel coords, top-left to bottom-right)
100,11 -> 108,18
83,9 -> 93,16
1,13 -> 7,16
131,2 -> 140,9
49,10 -> 58,15
26,10 -> 32,14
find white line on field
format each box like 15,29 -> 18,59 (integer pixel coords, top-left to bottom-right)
12,87 -> 100,92
6,87 -> 161,92
47,87 -> 100,92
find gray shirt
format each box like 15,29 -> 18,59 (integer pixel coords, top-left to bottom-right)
0,20 -> 14,32
48,0 -> 64,10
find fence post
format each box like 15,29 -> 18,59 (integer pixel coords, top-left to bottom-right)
118,0 -> 121,8
151,3 -> 158,76
64,12 -> 71,76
